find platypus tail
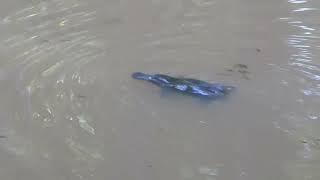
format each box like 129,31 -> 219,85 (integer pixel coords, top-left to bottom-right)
209,84 -> 235,94
132,72 -> 153,81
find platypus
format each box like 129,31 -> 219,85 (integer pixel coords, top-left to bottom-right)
132,72 -> 234,98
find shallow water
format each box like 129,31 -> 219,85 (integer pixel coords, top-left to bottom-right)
0,0 -> 319,179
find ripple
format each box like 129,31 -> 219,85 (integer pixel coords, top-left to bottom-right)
293,8 -> 319,12
279,0 -> 320,178
0,0 -> 106,178
293,25 -> 316,31
288,0 -> 307,4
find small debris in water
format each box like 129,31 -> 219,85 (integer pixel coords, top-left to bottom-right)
233,64 -> 248,69
76,95 -> 86,99
145,161 -> 153,168
220,64 -> 251,80
238,69 -> 249,74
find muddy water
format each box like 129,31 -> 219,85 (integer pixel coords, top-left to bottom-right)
0,0 -> 319,179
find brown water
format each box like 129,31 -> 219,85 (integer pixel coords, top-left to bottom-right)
0,0 -> 319,179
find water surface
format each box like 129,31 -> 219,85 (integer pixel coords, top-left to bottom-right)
0,0 -> 319,179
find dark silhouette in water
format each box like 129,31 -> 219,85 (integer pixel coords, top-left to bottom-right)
132,72 -> 234,99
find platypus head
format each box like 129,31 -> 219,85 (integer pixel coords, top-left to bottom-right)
132,72 -> 153,81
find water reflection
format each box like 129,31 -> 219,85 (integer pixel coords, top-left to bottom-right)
288,0 -> 307,4
284,0 -> 320,84
0,0 -> 106,179
293,8 -> 318,12
279,0 -> 320,179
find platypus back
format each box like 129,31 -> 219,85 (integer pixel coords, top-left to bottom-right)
132,72 -> 235,98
